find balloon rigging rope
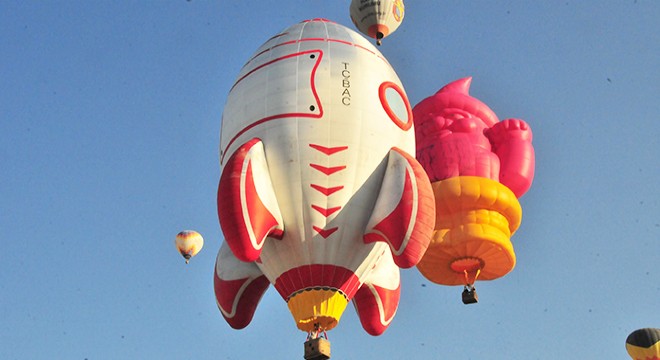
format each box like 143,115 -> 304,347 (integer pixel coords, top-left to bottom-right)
463,268 -> 481,288
306,323 -> 328,341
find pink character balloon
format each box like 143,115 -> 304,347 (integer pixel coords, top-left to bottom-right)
413,77 -> 534,196
413,77 -> 535,302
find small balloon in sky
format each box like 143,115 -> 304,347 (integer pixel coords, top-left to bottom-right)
175,230 -> 203,264
349,0 -> 405,45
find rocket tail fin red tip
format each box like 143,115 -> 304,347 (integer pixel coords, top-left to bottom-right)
352,254 -> 400,336
363,147 -> 435,268
217,138 -> 284,262
214,243 -> 270,329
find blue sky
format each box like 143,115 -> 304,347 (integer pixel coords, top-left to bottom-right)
1,1 -> 658,359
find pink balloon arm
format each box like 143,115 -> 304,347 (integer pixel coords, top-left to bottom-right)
486,118 -> 535,198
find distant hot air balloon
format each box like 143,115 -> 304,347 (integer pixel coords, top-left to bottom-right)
413,77 -> 535,303
175,230 -> 203,264
626,328 -> 660,360
213,18 -> 434,338
350,0 -> 405,45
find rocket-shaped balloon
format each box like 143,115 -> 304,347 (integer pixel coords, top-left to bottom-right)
413,77 -> 535,295
214,18 -> 435,335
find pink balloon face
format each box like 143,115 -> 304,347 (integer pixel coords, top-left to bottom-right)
442,109 -> 486,132
414,110 -> 497,181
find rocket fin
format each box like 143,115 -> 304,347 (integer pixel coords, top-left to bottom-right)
364,147 -> 435,268
214,243 -> 270,329
217,138 -> 284,262
352,252 -> 400,336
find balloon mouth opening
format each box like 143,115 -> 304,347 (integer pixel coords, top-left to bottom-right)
451,257 -> 483,287
181,253 -> 192,264
287,288 -> 349,333
450,257 -> 483,273
299,316 -> 338,333
368,24 -> 389,45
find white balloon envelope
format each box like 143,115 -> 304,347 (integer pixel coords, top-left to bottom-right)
214,18 -> 434,336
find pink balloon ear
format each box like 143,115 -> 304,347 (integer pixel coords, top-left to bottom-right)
436,77 -> 473,95
427,77 -> 499,127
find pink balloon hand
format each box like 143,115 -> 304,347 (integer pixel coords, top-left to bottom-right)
485,119 -> 535,198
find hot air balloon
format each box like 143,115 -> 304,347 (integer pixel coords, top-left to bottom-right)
175,230 -> 203,264
350,0 -> 405,45
213,18 -> 434,339
626,328 -> 660,360
413,77 -> 535,303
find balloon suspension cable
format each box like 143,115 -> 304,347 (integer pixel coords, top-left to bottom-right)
463,268 -> 481,291
306,322 -> 328,341
461,268 -> 481,304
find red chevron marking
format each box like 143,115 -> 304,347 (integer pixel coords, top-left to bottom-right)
311,205 -> 341,217
313,226 -> 338,238
310,164 -> 346,175
309,144 -> 348,155
310,184 -> 344,196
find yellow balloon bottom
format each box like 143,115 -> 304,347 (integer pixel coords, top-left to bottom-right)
417,176 -> 522,285
626,343 -> 660,360
287,288 -> 349,333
